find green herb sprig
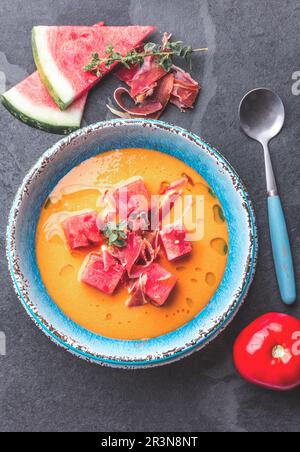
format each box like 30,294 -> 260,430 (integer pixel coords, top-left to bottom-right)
84,37 -> 208,77
103,220 -> 128,248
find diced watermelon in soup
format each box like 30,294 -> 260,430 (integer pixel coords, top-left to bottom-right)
144,263 -> 177,306
81,253 -> 125,295
62,211 -> 102,250
160,227 -> 192,261
113,177 -> 151,222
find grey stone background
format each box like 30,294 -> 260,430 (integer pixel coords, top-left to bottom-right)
0,0 -> 299,433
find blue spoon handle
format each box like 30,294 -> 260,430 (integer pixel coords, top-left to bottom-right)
268,195 -> 296,305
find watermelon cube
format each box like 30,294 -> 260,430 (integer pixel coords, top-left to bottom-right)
62,211 -> 102,250
113,177 -> 151,222
160,227 -> 192,261
144,263 -> 177,306
81,253 -> 125,295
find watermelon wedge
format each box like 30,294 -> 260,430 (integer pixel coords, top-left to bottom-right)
1,72 -> 88,134
1,23 -> 105,134
32,25 -> 155,110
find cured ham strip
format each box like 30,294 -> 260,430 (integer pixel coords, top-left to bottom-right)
102,245 -> 112,272
147,73 -> 174,119
129,237 -> 160,279
113,87 -> 163,116
110,73 -> 174,119
159,175 -> 189,195
126,274 -> 148,307
170,66 -> 200,111
130,56 -> 167,102
116,63 -> 141,85
111,230 -> 160,280
181,172 -> 195,186
159,189 -> 183,220
144,230 -> 160,249
116,56 -> 167,103
140,239 -> 156,264
114,232 -> 144,274
150,177 -> 187,230
162,195 -> 193,235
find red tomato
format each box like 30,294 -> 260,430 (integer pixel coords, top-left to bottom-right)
233,313 -> 300,391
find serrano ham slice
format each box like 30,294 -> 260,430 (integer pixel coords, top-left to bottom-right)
109,73 -> 174,119
170,66 -> 200,111
116,56 -> 167,103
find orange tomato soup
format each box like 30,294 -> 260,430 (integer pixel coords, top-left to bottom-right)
36,149 -> 229,340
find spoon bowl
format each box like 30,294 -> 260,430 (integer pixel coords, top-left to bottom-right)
239,88 -> 285,144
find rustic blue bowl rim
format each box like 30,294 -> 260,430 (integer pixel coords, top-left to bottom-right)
6,119 -> 258,368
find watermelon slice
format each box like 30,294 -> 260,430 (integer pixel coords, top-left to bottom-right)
1,72 -> 88,134
1,23 -> 105,134
32,25 -> 155,109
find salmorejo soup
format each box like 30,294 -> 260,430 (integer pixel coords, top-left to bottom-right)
36,148 -> 229,340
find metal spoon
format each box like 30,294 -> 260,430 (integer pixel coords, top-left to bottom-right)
239,88 -> 296,305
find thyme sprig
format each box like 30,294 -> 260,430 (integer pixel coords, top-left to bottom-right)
103,220 -> 128,248
84,38 -> 208,77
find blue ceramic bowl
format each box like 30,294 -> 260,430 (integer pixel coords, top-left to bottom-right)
6,119 -> 258,368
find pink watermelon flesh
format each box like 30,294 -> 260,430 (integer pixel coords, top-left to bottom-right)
81,253 -> 125,295
1,23 -> 105,133
144,263 -> 177,306
113,177 -> 151,222
62,211 -> 103,250
27,21 -> 104,111
34,25 -> 155,107
16,71 -> 87,111
160,227 -> 192,262
1,71 -> 88,134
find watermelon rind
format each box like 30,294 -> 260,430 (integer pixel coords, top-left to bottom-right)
32,27 -> 74,110
1,87 -> 83,135
32,25 -> 155,111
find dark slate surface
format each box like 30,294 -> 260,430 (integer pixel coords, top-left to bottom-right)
0,0 -> 299,433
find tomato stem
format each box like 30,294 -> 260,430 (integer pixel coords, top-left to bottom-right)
272,345 -> 286,359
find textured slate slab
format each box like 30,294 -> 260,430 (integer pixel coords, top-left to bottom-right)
0,0 -> 299,433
